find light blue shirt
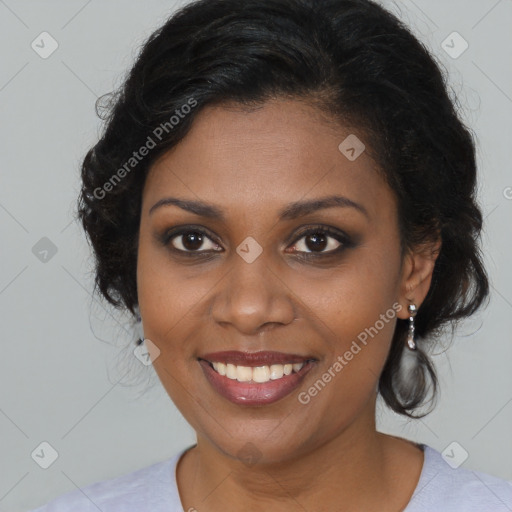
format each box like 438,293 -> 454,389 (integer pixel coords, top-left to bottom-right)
29,444 -> 512,511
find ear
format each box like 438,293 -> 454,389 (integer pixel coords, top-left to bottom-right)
396,237 -> 442,320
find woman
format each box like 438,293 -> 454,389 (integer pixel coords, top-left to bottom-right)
31,0 -> 512,510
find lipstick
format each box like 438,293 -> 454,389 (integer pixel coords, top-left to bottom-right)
198,350 -> 316,405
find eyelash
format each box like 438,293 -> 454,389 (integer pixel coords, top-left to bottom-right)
158,224 -> 354,260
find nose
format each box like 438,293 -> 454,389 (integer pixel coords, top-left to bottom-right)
211,250 -> 296,335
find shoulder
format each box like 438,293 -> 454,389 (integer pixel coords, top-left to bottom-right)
28,451 -> 184,512
406,445 -> 512,512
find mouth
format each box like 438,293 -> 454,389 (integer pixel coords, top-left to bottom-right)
198,351 -> 317,405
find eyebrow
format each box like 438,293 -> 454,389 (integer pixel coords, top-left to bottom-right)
149,195 -> 369,221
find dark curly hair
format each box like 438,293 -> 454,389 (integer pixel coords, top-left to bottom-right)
77,0 -> 489,417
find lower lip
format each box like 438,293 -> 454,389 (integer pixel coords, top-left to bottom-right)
199,360 -> 315,406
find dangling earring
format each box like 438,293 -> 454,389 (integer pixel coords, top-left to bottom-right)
396,303 -> 423,405
407,303 -> 417,350
134,305 -> 144,346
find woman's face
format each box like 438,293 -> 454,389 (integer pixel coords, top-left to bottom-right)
137,98 -> 423,463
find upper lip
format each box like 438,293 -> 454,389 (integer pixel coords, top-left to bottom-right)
199,350 -> 316,366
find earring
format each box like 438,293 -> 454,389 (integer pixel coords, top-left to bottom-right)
397,303 -> 422,404
407,303 -> 417,350
134,306 -> 144,346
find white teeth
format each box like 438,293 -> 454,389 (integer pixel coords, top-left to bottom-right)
236,366 -> 252,382
226,363 -> 237,379
253,366 -> 270,383
269,364 -> 284,380
212,362 -> 227,376
211,361 -> 307,382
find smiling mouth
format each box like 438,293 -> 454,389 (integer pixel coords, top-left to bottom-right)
198,351 -> 317,405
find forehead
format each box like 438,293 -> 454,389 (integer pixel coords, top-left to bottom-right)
143,98 -> 393,222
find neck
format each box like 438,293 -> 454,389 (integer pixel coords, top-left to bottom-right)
177,403 -> 423,512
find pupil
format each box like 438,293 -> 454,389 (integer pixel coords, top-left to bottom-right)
183,232 -> 203,251
306,233 -> 327,252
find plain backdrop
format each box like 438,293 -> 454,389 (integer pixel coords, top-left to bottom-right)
0,0 -> 511,510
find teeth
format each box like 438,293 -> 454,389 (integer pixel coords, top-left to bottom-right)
269,364 -> 284,380
210,361 -> 305,383
253,366 -> 270,383
226,363 -> 237,379
236,366 -> 252,382
212,362 -> 226,376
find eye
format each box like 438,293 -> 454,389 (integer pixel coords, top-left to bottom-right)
287,226 -> 350,255
163,227 -> 222,255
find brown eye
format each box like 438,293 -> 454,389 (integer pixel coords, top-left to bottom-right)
170,230 -> 221,253
289,227 -> 346,254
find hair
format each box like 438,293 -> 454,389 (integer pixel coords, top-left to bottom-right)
77,0 -> 489,417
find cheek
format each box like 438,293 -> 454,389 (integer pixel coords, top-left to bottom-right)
136,242 -> 206,422
135,230 -> 223,409
287,244 -> 401,347
136,227 -> 213,349
286,245 -> 401,407
288,283 -> 399,446
294,273 -> 398,391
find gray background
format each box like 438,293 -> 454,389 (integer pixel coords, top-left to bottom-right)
0,0 -> 511,510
